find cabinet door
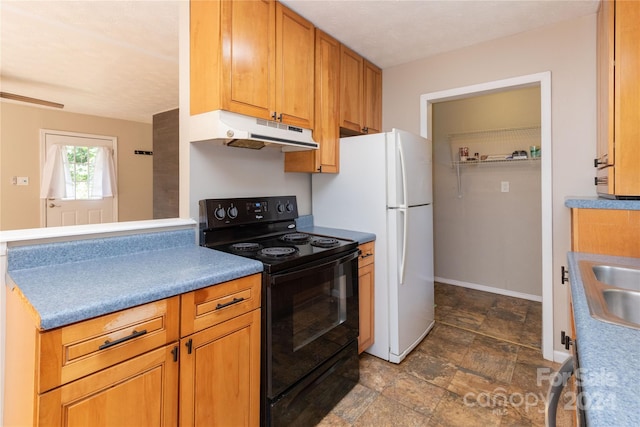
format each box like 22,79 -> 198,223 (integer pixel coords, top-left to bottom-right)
358,262 -> 375,354
179,309 -> 261,427
340,45 -> 364,134
221,0 -> 275,120
596,0 -> 614,193
363,60 -> 382,134
285,29 -> 340,173
275,3 -> 315,129
614,0 -> 640,195
38,345 -> 179,427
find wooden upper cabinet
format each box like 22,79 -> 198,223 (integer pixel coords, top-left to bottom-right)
339,45 -> 382,136
596,0 -> 640,197
363,60 -> 382,134
190,0 -> 314,129
223,0 -> 275,120
275,2 -> 315,129
285,29 -> 340,173
191,0 -> 274,119
340,45 -> 364,134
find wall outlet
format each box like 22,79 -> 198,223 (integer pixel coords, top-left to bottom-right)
501,181 -> 510,192
12,176 -> 29,185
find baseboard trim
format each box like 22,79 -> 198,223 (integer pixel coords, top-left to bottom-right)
435,277 -> 543,303
553,350 -> 571,363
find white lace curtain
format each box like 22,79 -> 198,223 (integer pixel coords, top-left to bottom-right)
40,144 -> 116,199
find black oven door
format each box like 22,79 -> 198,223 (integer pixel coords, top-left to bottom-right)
265,249 -> 359,399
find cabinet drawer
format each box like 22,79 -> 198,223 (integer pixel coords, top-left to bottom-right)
180,274 -> 262,336
38,296 -> 180,393
358,242 -> 375,268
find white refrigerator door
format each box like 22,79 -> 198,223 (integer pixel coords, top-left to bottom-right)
386,129 -> 432,208
387,203 -> 434,362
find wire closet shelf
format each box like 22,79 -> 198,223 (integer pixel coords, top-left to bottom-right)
447,125 -> 541,198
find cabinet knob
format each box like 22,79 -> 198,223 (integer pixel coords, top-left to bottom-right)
362,127 -> 369,133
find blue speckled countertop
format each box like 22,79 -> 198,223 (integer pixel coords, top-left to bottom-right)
565,197 -> 640,210
567,252 -> 640,427
7,229 -> 263,330
297,215 -> 375,245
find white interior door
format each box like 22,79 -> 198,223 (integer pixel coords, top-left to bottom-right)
41,130 -> 118,227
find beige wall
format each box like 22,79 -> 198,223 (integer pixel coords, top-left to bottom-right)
0,102 -> 153,230
382,14 -> 598,354
433,87 -> 542,297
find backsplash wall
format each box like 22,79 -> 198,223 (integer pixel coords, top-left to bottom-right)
187,142 -> 312,221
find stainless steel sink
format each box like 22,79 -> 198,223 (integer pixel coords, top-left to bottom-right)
602,289 -> 640,325
592,265 -> 640,291
578,261 -> 640,330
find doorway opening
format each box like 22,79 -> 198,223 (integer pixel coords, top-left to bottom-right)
40,129 -> 118,227
420,72 -> 553,361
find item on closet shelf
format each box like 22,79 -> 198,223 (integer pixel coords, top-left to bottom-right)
530,145 -> 541,158
459,147 -> 469,161
511,150 -> 528,160
485,154 -> 511,161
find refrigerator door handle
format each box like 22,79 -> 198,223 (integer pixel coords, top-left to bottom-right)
399,208 -> 408,285
398,138 -> 408,209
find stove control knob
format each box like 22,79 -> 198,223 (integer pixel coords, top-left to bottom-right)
286,202 -> 294,213
228,206 -> 238,219
214,206 -> 226,220
276,203 -> 286,214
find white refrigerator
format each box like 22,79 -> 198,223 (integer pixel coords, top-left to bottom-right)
312,129 -> 434,363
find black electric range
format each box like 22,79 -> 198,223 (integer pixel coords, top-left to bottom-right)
199,196 -> 360,427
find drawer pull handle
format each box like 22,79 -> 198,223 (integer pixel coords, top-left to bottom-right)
216,297 -> 245,310
99,329 -> 147,350
360,253 -> 373,259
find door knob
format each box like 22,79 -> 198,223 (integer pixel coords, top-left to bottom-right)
49,203 -> 60,208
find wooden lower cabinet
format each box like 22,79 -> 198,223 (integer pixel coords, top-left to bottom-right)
357,242 -> 375,353
179,309 -> 261,427
4,274 -> 261,427
38,345 -> 179,427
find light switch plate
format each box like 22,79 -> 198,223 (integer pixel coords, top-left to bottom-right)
501,181 -> 509,192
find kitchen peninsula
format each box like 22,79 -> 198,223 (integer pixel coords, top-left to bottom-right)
1,219 -> 263,426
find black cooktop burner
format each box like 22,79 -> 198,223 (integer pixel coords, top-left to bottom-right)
230,242 -> 262,252
310,237 -> 340,248
279,233 -> 310,244
258,246 -> 299,259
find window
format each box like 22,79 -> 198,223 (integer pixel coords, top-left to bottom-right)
64,145 -> 99,199
41,143 -> 116,199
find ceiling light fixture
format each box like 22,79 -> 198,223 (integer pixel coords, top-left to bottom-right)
0,92 -> 64,109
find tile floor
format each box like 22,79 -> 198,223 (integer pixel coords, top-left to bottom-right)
318,282 -> 575,426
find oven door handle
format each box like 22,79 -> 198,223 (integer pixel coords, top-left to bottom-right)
270,250 -> 359,285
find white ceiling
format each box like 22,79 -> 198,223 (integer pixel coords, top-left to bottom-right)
0,0 -> 599,124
